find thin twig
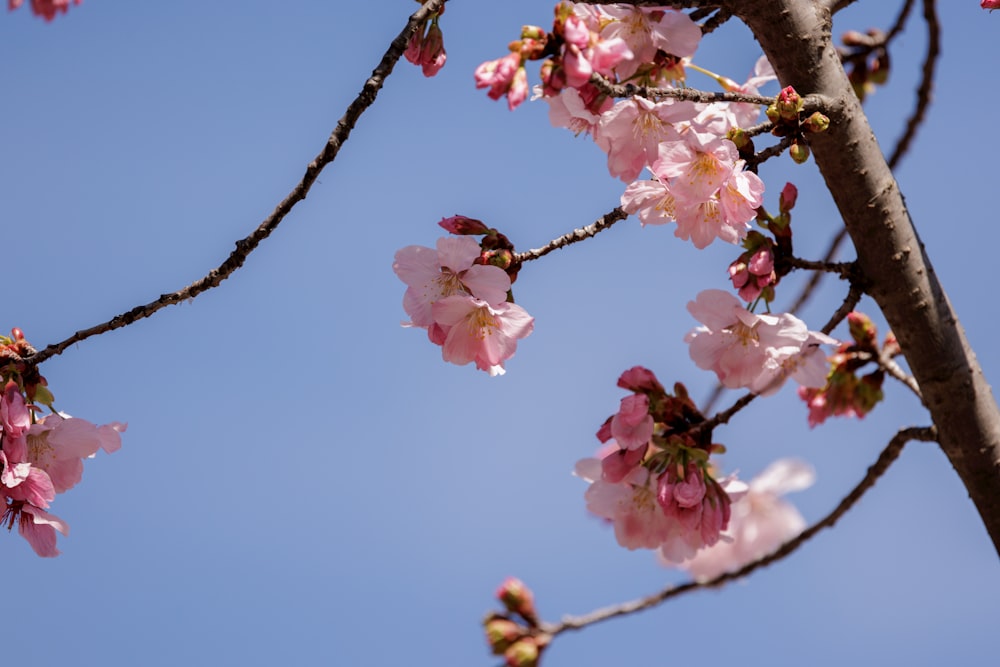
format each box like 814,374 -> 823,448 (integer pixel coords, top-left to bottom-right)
821,282 -> 863,335
746,135 -> 793,169
588,73 -> 780,106
26,0 -> 448,367
700,8 -> 732,35
886,0 -> 938,170
514,207 -> 627,264
784,256 -> 855,278
540,425 -> 937,636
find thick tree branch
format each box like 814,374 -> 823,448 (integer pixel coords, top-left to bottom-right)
540,425 -> 936,636
25,0 -> 448,367
725,0 -> 1000,554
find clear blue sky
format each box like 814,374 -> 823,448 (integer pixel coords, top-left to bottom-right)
2,2 -> 997,666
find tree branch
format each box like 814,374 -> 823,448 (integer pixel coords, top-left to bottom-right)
25,0 -> 448,367
514,207 -> 627,264
540,425 -> 937,636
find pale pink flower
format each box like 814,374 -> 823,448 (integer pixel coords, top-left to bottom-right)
393,236 -> 510,328
13,503 -> 68,557
432,295 -> 534,376
718,162 -> 765,226
685,289 -> 818,394
621,178 -> 679,227
0,452 -> 55,509
654,131 -> 739,202
1,380 -> 31,461
576,461 -> 676,550
595,96 -> 698,182
598,6 -> 701,79
26,415 -> 126,494
983,0 -> 1000,10
610,394 -> 654,450
507,66 -> 529,111
545,87 -> 610,136
677,459 -> 814,580
674,197 -> 749,249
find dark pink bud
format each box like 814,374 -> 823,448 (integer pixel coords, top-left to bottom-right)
438,215 -> 489,235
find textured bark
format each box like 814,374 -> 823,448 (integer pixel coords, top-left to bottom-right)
725,0 -> 1000,554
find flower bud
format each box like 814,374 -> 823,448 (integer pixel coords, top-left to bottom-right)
496,577 -> 537,623
847,311 -> 878,348
803,111 -> 830,133
504,639 -> 540,667
484,615 -> 523,655
779,182 -> 798,214
438,215 -> 490,235
776,86 -> 804,122
789,140 -> 810,164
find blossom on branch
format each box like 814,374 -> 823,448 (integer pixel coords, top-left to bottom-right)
685,289 -> 834,395
670,459 -> 814,580
0,330 -> 125,556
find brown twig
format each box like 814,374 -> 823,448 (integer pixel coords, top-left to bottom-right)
588,73 -> 782,107
25,0 -> 448,367
514,207 -> 627,264
821,282 -> 863,335
539,425 -> 937,636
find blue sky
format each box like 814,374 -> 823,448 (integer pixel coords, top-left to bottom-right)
2,2 -> 998,666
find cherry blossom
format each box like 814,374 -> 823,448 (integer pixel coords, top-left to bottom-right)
674,459 -> 814,580
393,236 -> 511,328
685,289 -> 833,395
594,5 -> 701,80
432,295 -> 534,376
595,96 -> 698,182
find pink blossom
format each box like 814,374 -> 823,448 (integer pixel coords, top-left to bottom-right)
26,415 -> 127,494
718,163 -> 765,227
545,87 -> 610,137
475,53 -> 523,106
597,6 -> 701,79
685,289 -> 826,394
12,503 -> 68,557
656,464 -> 747,562
984,0 -> 1000,9
595,97 -> 697,182
729,244 -> 776,303
677,459 -> 814,580
393,236 -> 510,327
432,295 -> 534,376
654,131 -> 739,202
621,178 -> 679,227
610,394 -> 654,450
9,0 -> 80,21
576,462 -> 676,550
419,21 -> 447,77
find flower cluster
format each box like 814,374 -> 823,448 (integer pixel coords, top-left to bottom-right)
0,329 -> 124,556
799,312 -> 889,427
484,578 -> 549,667
575,367 -> 748,563
8,0 -> 79,21
393,218 -> 533,376
685,289 -> 835,396
671,458 -> 814,580
405,4 -> 447,78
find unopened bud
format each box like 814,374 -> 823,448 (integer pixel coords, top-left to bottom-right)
727,127 -> 751,151
483,248 -> 514,271
789,140 -> 810,164
847,311 -> 878,347
10,328 -> 24,341
438,215 -> 490,235
776,86 -> 804,122
496,577 -> 537,623
869,51 -> 890,85
779,182 -> 798,214
521,25 -> 546,41
803,111 -> 830,133
484,616 -> 523,655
